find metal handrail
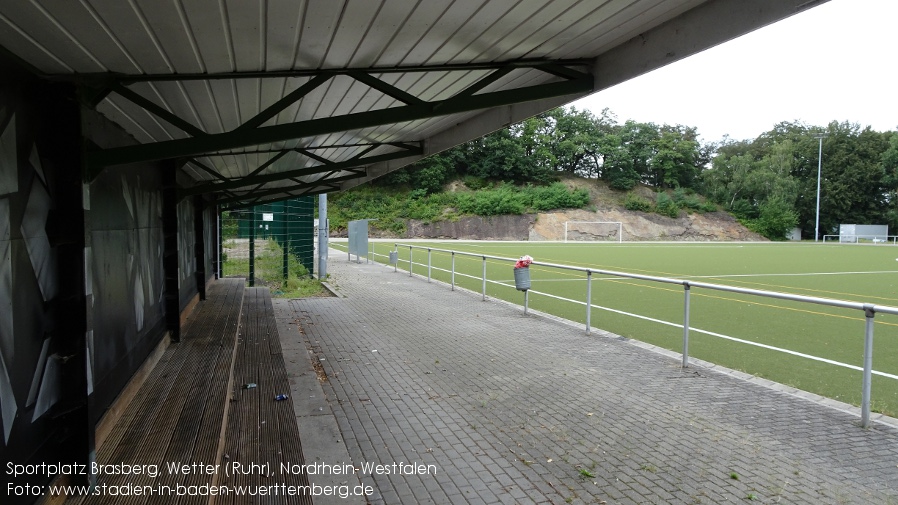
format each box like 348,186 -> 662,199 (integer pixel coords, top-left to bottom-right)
387,242 -> 898,428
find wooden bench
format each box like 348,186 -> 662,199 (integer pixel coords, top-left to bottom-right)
65,279 -> 312,505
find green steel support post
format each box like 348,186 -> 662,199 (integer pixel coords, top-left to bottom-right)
283,203 -> 289,281
249,210 -> 255,287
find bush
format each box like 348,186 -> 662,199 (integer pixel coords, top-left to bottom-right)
528,183 -> 590,211
463,175 -> 489,190
698,201 -> 718,213
744,198 -> 798,240
654,192 -> 680,218
624,193 -> 652,212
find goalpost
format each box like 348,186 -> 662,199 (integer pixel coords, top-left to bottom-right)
564,221 -> 623,243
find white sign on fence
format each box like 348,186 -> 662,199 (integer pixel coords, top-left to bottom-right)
262,213 -> 274,222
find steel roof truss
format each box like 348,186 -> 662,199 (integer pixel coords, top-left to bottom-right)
235,74 -> 331,131
112,84 -> 207,138
180,147 -> 415,197
86,68 -> 592,170
215,170 -> 363,207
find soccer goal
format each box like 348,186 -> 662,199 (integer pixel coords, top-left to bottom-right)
564,221 -> 623,243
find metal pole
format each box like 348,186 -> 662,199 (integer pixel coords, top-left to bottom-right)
409,246 -> 413,277
451,252 -> 455,290
862,305 -> 875,428
428,248 -> 432,282
394,244 -> 398,273
282,213 -> 289,281
318,194 -> 328,279
482,256 -> 487,301
524,290 -> 529,315
216,207 -> 222,279
814,134 -> 825,242
585,270 -> 592,334
682,283 -> 691,368
248,210 -> 255,287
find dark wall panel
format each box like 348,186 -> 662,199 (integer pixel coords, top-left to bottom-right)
0,57 -> 89,499
204,204 -> 215,283
86,161 -> 166,419
177,198 -> 196,310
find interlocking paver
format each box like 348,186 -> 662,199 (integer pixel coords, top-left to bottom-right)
277,252 -> 898,504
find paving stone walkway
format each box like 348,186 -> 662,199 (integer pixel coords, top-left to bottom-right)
277,253 -> 898,504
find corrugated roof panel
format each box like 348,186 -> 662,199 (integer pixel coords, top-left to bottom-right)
484,0 -> 586,61
227,0 -> 265,71
180,80 -> 227,134
322,0 -> 382,68
403,1 -> 483,66
371,0 -> 454,67
97,96 -> 166,144
135,0 -> 207,73
87,1 -> 174,73
568,0 -> 704,58
265,0 -> 305,71
179,0 -> 232,73
295,0 -> 345,68
0,1 -> 105,72
234,78 -> 261,126
425,1 -> 521,65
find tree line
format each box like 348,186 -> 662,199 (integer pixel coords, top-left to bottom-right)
381,106 -> 898,239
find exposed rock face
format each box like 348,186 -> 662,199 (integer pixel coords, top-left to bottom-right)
370,208 -> 763,241
530,209 -> 765,241
404,214 -> 534,240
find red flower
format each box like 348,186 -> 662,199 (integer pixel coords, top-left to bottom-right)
514,255 -> 533,269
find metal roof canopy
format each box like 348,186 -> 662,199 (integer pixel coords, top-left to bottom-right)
0,0 -> 826,209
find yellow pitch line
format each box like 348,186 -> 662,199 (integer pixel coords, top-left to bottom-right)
389,246 -> 898,326
702,276 -> 897,304
602,278 -> 898,328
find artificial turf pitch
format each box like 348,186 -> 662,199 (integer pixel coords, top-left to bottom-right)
334,240 -> 898,417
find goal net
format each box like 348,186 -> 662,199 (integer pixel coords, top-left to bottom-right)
564,221 -> 623,243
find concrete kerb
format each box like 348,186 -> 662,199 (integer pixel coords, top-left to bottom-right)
272,297 -> 366,505
366,252 -> 898,432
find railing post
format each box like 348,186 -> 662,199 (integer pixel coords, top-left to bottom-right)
862,304 -> 875,428
524,290 -> 529,315
394,244 -> 397,273
451,252 -> 455,291
482,256 -> 487,301
428,248 -> 432,282
409,246 -> 413,277
585,270 -> 592,335
682,282 -> 691,368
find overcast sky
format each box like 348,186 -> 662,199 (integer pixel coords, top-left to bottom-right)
571,0 -> 897,143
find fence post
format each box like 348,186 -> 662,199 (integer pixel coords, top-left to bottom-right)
428,248 -> 432,282
451,252 -> 455,290
394,244 -> 397,272
585,270 -> 592,334
524,290 -> 529,315
682,283 -> 691,368
249,211 -> 255,287
409,246 -> 413,277
482,256 -> 487,301
862,304 -> 875,428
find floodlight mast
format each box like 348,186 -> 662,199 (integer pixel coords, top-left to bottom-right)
813,133 -> 828,242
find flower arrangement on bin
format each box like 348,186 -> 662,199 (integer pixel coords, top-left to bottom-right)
514,255 -> 533,269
